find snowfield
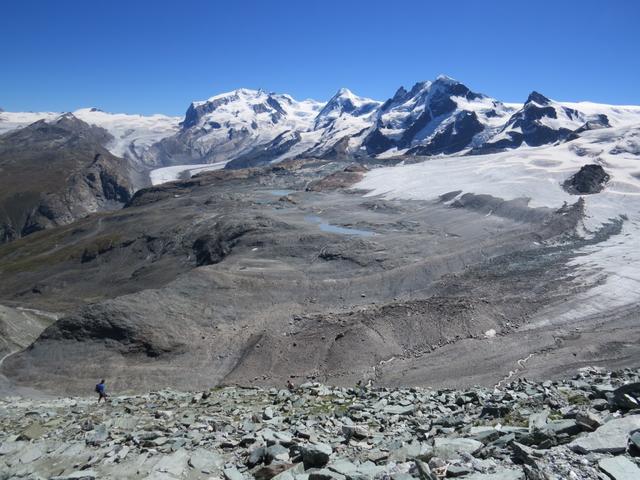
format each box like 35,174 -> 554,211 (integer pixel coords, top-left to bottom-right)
0,111 -> 59,135
149,161 -> 229,185
73,108 -> 180,159
356,124 -> 640,321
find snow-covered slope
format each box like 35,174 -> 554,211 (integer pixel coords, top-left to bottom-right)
237,88 -> 381,164
477,95 -> 640,155
0,111 -> 60,136
73,108 -> 180,160
559,101 -> 640,127
476,92 -> 590,152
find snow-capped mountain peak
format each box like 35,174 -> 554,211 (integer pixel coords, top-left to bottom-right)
434,73 -> 458,84
314,88 -> 380,130
151,89 -> 325,166
526,91 -> 552,106
476,91 -> 592,152
364,76 -> 512,156
182,88 -> 322,132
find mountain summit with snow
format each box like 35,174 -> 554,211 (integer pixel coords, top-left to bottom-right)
146,88 -> 323,167
142,75 -> 640,170
2,75 -> 640,181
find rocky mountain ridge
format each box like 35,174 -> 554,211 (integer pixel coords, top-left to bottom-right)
0,114 -> 135,243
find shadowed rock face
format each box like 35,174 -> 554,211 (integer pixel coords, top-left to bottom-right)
563,164 -> 610,194
407,111 -> 484,156
0,115 -> 133,243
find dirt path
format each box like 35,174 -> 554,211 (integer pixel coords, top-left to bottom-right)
0,350 -> 16,368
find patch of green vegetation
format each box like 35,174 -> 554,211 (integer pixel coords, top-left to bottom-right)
333,405 -> 349,417
307,402 -> 334,417
501,411 -> 529,427
80,234 -> 123,260
306,398 -> 350,418
548,410 -> 563,420
566,393 -> 590,406
0,230 -> 122,274
0,224 -> 74,258
0,243 -> 80,274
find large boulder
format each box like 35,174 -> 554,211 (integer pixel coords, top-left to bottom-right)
569,415 -> 640,454
301,443 -> 333,469
563,164 -> 610,194
598,456 -> 640,480
612,383 -> 640,409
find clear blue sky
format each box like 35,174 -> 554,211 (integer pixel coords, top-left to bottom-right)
1,0 -> 638,115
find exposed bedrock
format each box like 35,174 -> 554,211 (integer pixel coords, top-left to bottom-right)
563,164 -> 610,194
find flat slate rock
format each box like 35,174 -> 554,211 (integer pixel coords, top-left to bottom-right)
629,430 -> 640,451
17,422 -> 45,441
598,456 -> 640,480
613,383 -> 640,409
433,437 -> 483,460
461,469 -> 525,480
569,415 -> 640,453
151,448 -> 189,476
302,442 -> 333,469
224,467 -> 246,480
271,463 -> 305,480
188,447 -> 224,473
17,444 -> 44,464
51,471 -> 98,480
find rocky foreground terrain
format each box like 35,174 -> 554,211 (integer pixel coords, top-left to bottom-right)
2,367 -> 640,479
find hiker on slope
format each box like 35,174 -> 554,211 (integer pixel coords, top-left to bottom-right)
95,379 -> 108,403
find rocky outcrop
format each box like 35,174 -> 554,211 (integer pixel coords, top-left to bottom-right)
0,115 -> 134,243
305,164 -> 368,191
563,164 -> 610,194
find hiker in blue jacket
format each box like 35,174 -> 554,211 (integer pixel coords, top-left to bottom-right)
95,379 -> 108,403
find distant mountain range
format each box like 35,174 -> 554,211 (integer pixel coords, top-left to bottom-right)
3,75 -> 640,173
1,75 -> 639,242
